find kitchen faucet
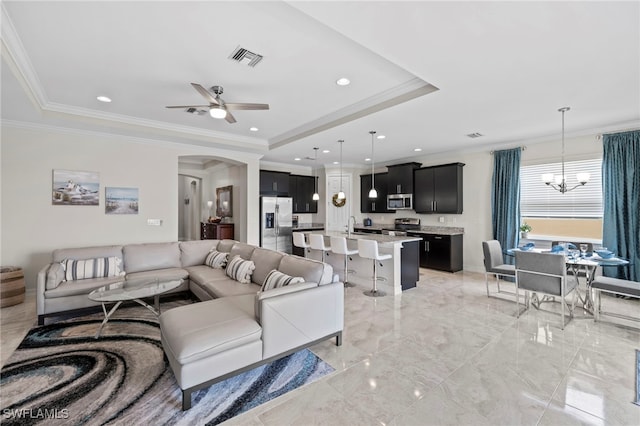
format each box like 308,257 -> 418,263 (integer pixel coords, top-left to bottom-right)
347,216 -> 356,238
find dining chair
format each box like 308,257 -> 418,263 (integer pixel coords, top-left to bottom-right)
482,240 -> 516,299
515,250 -> 578,329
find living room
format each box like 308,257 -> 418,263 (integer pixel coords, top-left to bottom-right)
1,1 -> 639,424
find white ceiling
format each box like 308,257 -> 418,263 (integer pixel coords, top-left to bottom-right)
2,1 -> 639,169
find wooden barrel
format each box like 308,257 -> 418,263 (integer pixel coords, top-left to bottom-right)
0,266 -> 25,307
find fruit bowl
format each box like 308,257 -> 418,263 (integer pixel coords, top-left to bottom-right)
595,249 -> 614,259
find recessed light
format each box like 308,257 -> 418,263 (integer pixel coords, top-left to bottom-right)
322,149 -> 330,153
333,161 -> 339,165
336,77 -> 350,86
294,157 -> 301,161
376,135 -> 386,139
97,95 -> 112,103
365,158 -> 371,162
249,127 -> 259,132
414,148 -> 422,152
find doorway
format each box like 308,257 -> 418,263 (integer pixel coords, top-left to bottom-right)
178,175 -> 202,241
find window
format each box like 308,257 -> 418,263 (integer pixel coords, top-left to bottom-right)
520,158 -> 603,218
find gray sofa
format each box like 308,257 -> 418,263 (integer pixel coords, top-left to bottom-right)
36,239 -> 344,410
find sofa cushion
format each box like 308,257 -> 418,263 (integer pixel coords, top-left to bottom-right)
52,245 -> 123,263
226,256 -> 255,284
278,255 -> 333,285
261,269 -> 304,292
204,251 -> 228,269
216,240 -> 237,253
124,242 -> 181,273
159,300 -> 262,365
229,243 -> 256,261
180,240 -> 220,267
250,248 -> 285,286
45,276 -> 125,299
46,263 -> 66,290
185,265 -> 228,284
62,257 -> 124,281
198,278 -> 261,299
125,267 -> 189,282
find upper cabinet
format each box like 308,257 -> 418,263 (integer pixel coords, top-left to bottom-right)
289,174 -> 318,213
260,170 -> 290,196
387,162 -> 421,195
414,163 -> 464,214
360,172 -> 390,213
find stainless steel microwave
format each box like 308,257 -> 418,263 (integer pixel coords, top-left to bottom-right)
387,193 -> 413,210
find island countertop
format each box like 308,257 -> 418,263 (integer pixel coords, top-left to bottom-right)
353,224 -> 464,236
303,230 -> 421,245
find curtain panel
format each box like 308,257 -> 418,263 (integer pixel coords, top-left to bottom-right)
602,130 -> 640,281
491,148 -> 521,265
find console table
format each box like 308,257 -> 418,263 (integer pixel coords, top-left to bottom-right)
201,222 -> 234,240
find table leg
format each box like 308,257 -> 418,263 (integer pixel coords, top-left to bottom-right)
133,298 -> 160,316
95,301 -> 123,339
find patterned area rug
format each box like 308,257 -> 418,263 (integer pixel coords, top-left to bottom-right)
0,301 -> 334,425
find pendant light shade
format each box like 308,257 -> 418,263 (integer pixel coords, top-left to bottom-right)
368,130 -> 377,198
312,147 -> 320,201
209,105 -> 227,119
337,139 -> 345,200
541,107 -> 590,193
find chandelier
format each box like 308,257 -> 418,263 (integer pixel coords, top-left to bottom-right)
542,107 -> 590,193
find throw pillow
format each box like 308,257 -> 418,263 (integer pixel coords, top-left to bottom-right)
225,255 -> 256,284
61,257 -> 123,281
261,269 -> 305,292
204,250 -> 228,269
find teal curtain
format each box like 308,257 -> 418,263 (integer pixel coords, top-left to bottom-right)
602,130 -> 640,281
491,148 -> 521,264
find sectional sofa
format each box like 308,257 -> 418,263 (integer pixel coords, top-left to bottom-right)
36,239 -> 345,409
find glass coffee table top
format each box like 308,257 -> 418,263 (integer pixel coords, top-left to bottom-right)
88,277 -> 182,338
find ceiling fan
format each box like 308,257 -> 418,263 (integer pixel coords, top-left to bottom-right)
166,83 -> 269,124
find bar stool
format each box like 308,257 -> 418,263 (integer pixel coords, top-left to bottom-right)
358,239 -> 391,297
292,232 -> 311,256
309,234 -> 331,263
330,236 -> 357,288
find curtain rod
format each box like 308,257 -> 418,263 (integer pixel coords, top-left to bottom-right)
490,146 -> 526,155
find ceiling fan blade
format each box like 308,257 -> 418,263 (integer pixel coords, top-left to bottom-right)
165,105 -> 210,109
191,83 -> 219,105
225,111 -> 237,124
225,103 -> 270,111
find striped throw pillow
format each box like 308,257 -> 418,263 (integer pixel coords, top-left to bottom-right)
204,250 -> 228,269
261,269 -> 305,292
62,257 -> 123,281
225,256 -> 255,284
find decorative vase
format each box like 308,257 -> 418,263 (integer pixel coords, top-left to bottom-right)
521,232 -> 529,239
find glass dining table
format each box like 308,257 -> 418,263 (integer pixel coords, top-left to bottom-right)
507,247 -> 631,314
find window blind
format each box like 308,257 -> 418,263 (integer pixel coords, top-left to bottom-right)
520,158 -> 603,218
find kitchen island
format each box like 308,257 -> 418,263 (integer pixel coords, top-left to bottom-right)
297,230 -> 421,295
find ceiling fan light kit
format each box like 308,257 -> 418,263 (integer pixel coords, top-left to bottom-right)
209,106 -> 227,119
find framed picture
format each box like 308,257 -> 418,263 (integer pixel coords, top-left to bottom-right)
52,169 -> 99,206
105,187 -> 139,215
216,185 -> 232,217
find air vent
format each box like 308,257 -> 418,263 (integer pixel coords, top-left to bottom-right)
228,46 -> 263,67
186,107 -> 207,115
466,132 -> 484,138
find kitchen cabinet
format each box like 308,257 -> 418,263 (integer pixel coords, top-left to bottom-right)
387,162 -> 421,195
289,174 -> 318,213
201,222 -> 235,240
360,172 -> 390,213
413,163 -> 464,214
408,232 -> 463,272
260,170 -> 290,196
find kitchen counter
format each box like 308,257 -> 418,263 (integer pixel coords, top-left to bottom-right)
353,224 -> 464,235
298,230 -> 420,295
292,223 -> 325,231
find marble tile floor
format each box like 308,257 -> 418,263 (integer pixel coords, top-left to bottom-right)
1,269 -> 639,425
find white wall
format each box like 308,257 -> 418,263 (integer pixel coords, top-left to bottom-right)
1,124 -> 261,288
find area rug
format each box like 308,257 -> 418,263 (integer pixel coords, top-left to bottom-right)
0,302 -> 334,425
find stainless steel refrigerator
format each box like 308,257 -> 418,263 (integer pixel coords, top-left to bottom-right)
260,197 -> 293,253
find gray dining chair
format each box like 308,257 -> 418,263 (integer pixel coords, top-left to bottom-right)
482,240 -> 516,299
515,251 -> 578,329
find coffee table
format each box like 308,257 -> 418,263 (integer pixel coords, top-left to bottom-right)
88,277 -> 182,338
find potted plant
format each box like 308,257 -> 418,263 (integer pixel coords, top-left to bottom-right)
520,222 -> 532,239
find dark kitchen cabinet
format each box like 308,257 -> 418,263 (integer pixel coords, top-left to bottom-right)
409,233 -> 463,272
260,170 -> 290,196
387,162 -> 421,195
289,174 -> 318,213
414,163 -> 464,214
360,172 -> 390,213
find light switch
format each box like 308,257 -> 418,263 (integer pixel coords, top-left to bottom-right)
439,216 -> 445,223
147,219 -> 162,226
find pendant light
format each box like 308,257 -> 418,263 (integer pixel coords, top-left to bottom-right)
541,107 -> 590,193
337,140 -> 346,200
368,130 -> 378,198
312,147 -> 320,201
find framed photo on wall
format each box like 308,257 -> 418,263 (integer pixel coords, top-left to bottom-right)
105,187 -> 139,215
52,169 -> 99,206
